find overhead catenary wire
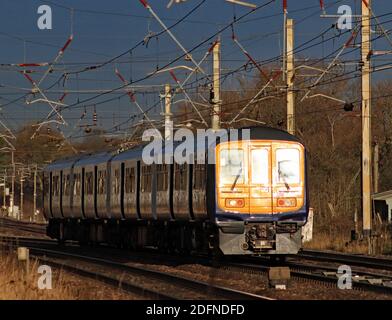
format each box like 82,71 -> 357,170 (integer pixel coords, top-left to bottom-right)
2,1 -> 392,145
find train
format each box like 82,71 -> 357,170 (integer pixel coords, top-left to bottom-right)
43,126 -> 309,255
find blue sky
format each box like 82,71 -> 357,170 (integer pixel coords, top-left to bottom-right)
0,0 -> 391,138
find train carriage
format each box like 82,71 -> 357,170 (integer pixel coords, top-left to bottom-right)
44,126 -> 308,256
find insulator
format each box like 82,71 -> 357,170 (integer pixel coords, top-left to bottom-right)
93,106 -> 97,125
344,103 -> 354,112
209,88 -> 215,104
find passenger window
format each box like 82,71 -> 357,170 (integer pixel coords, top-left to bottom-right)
44,174 -> 50,197
125,167 -> 135,193
113,169 -> 120,195
141,166 -> 152,192
52,175 -> 60,197
73,173 -> 81,196
157,164 -> 168,192
85,172 -> 93,195
175,164 -> 187,191
193,164 -> 205,190
98,170 -> 106,194
63,174 -> 70,196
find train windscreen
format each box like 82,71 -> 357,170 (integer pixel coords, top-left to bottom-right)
276,148 -> 300,184
219,148 -> 246,187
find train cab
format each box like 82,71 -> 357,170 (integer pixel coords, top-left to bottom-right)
214,127 -> 308,255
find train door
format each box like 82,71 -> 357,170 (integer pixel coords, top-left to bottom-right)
96,165 -> 108,218
192,161 -> 208,220
140,164 -> 152,219
156,164 -> 171,220
43,171 -> 52,219
173,163 -> 191,220
248,143 -> 273,215
81,167 -> 85,218
84,167 -> 95,218
110,162 -> 123,219
62,170 -> 72,218
124,161 -> 138,219
51,171 -> 62,218
72,169 -> 83,218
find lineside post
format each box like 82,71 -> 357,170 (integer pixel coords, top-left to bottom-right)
17,247 -> 30,279
373,142 -> 379,194
164,84 -> 172,140
212,40 -> 221,131
362,0 -> 372,239
33,165 -> 37,221
286,19 -> 295,135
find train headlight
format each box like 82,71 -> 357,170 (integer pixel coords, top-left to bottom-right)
276,198 -> 296,207
225,198 -> 245,208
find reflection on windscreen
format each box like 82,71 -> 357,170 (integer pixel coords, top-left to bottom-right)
220,149 -> 245,185
276,149 -> 300,184
251,149 -> 269,184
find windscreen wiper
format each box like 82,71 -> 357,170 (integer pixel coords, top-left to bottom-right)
278,169 -> 291,191
231,164 -> 242,191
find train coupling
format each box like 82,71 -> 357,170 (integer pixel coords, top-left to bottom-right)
245,223 -> 276,251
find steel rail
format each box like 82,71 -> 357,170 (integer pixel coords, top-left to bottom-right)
29,247 -> 274,300
299,249 -> 392,271
34,255 -> 178,300
0,236 -> 274,300
0,218 -> 47,234
226,256 -> 392,295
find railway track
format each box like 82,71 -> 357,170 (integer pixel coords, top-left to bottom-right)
0,236 -> 274,300
0,217 -> 46,235
1,233 -> 391,297
225,256 -> 392,295
299,249 -> 392,271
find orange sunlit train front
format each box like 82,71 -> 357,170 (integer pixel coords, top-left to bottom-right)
215,135 -> 308,255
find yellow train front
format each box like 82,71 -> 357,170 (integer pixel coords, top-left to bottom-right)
43,126 -> 308,256
213,127 -> 308,255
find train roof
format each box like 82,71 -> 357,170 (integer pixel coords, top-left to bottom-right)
227,126 -> 303,143
44,126 -> 303,171
73,152 -> 114,167
44,152 -> 113,171
111,145 -> 145,162
44,155 -> 84,172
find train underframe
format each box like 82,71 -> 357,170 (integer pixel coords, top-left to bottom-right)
47,218 -> 303,255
